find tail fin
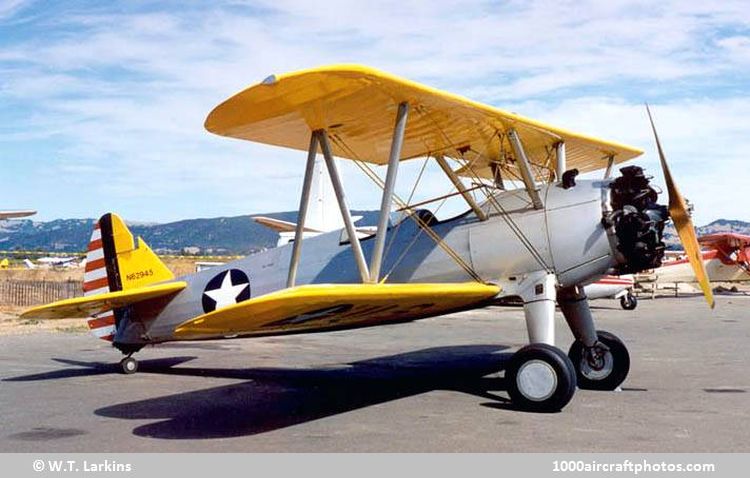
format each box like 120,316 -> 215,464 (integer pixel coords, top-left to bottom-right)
84,213 -> 173,341
306,156 -> 345,232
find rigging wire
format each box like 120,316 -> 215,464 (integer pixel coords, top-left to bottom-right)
383,180 -> 455,281
455,155 -> 552,272
327,133 -> 482,282
414,110 -> 552,272
350,157 -> 480,282
382,156 -> 429,265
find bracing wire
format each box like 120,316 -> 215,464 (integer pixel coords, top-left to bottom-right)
454,155 -> 552,272
383,179 -> 456,281
414,110 -> 552,272
349,157 -> 481,282
382,156 -> 429,265
327,134 -> 482,282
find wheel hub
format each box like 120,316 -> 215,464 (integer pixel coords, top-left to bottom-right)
516,359 -> 558,401
581,346 -> 614,380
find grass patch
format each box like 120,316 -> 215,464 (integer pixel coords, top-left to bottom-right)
56,324 -> 88,333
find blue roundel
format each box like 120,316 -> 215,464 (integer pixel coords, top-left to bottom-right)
201,269 -> 251,313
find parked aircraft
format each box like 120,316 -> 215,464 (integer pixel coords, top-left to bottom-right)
586,233 -> 749,304
22,65 -> 712,412
650,233 -> 750,284
23,256 -> 81,269
584,275 -> 637,310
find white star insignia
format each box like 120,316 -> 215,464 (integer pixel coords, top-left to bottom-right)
204,271 -> 249,310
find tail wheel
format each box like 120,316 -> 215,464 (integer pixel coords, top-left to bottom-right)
120,356 -> 138,375
620,292 -> 637,310
568,330 -> 630,390
507,343 -> 577,412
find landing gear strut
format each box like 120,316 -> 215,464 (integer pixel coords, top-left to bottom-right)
508,272 -> 577,412
119,355 -> 138,375
114,340 -> 143,375
558,285 -> 631,390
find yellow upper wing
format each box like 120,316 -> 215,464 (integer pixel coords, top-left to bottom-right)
175,282 -> 500,340
21,281 -> 187,320
205,64 -> 642,177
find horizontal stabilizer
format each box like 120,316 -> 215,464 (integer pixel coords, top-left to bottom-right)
253,216 -> 322,233
21,281 -> 187,320
175,282 -> 500,340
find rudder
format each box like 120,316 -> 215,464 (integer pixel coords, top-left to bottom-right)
84,213 -> 173,341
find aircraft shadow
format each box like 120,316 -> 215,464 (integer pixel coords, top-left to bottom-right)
96,344 -> 512,439
2,356 -> 198,382
4,345 -> 515,439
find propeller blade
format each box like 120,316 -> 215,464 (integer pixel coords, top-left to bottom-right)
646,105 -> 714,308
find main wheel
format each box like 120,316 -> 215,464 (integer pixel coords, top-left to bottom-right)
568,330 -> 630,390
506,343 -> 577,412
620,292 -> 637,310
120,356 -> 138,375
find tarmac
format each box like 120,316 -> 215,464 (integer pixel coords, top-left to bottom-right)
1,294 -> 748,452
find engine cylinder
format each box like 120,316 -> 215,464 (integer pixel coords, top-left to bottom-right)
607,166 -> 669,274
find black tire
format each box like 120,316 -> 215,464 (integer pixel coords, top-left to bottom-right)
620,292 -> 637,310
568,330 -> 630,390
120,357 -> 138,375
506,343 -> 577,412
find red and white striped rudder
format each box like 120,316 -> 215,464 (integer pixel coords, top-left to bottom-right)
83,217 -> 117,341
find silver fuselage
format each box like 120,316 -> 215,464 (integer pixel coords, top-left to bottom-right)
120,179 -> 617,345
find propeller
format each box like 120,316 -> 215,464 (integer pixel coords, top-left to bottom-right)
646,105 -> 715,309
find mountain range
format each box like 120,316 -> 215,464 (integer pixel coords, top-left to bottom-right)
662,219 -> 750,249
0,211 -> 380,256
0,214 -> 747,256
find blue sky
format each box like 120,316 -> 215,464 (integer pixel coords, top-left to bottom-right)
1,0 -> 749,225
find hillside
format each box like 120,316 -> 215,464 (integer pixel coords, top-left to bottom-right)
0,211 -> 380,256
0,214 -> 746,256
662,219 -> 750,249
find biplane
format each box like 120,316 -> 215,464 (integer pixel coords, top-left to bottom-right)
651,233 -> 750,284
256,151 -> 643,313
22,65 -> 714,412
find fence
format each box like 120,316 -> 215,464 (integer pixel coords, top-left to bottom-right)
0,280 -> 82,307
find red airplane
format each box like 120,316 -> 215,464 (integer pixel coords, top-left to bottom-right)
649,233 -> 750,284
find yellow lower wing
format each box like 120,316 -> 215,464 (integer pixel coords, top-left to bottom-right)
175,282 -> 500,340
21,281 -> 187,320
